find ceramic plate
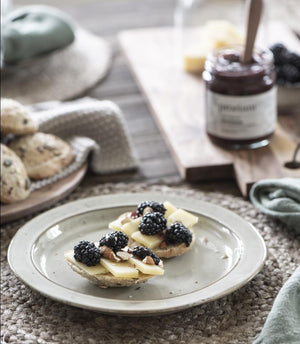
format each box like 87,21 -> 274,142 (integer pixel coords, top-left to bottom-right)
8,193 -> 266,316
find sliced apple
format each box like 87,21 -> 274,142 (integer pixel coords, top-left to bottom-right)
131,231 -> 163,249
167,209 -> 198,228
122,217 -> 141,236
129,257 -> 164,275
64,250 -> 108,275
100,258 -> 139,278
163,201 -> 178,219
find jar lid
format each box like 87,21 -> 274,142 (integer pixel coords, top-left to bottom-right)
205,45 -> 274,79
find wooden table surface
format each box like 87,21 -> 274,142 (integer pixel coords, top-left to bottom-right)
16,0 -> 291,197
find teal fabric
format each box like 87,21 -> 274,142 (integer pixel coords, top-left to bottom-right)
250,178 -> 300,232
2,5 -> 75,64
253,266 -> 300,344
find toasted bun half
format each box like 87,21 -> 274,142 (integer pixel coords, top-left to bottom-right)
66,259 -> 152,288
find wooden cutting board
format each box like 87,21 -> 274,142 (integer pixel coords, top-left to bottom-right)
119,23 -> 300,196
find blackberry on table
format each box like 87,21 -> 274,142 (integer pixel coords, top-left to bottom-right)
136,201 -> 166,217
99,231 -> 129,252
286,52 -> 300,70
165,223 -> 193,247
270,43 -> 286,56
270,43 -> 288,65
270,43 -> 300,84
74,240 -> 101,266
275,65 -> 285,80
132,246 -> 160,265
139,212 -> 167,235
281,64 -> 300,83
276,77 -> 286,86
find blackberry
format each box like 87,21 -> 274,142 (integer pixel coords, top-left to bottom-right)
275,65 -> 285,80
270,43 -> 288,65
132,246 -> 160,265
136,201 -> 166,217
139,212 -> 167,235
270,43 -> 286,56
165,223 -> 193,247
99,231 -> 129,252
276,78 -> 286,86
286,52 -> 300,70
74,240 -> 101,266
281,64 -> 300,83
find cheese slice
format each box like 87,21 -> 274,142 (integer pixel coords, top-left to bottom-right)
129,257 -> 164,276
64,250 -> 108,275
100,258 -> 139,278
109,219 -> 122,231
131,231 -> 163,249
109,212 -> 132,231
167,209 -> 198,229
163,201 -> 178,219
122,217 -> 141,236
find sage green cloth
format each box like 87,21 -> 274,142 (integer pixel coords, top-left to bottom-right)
250,178 -> 300,232
2,5 -> 75,64
253,266 -> 300,344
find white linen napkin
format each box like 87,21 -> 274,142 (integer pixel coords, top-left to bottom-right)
27,97 -> 137,191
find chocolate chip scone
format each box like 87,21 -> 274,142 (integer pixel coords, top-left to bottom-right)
8,132 -> 75,179
1,144 -> 31,203
109,201 -> 198,258
1,98 -> 38,135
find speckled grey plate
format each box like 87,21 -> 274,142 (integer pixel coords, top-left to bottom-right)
8,193 -> 266,316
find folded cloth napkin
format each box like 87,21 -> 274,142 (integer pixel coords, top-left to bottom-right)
253,266 -> 300,344
27,97 -> 137,191
250,178 -> 300,232
2,5 -> 75,65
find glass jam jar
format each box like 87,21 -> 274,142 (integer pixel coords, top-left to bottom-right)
203,46 -> 277,149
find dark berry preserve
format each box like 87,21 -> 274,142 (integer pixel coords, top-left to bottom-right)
203,46 -> 277,149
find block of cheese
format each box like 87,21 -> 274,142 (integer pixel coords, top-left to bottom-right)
183,43 -> 212,73
204,20 -> 244,48
183,20 -> 244,73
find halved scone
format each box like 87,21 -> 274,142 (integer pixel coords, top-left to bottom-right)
8,132 -> 74,179
1,144 -> 31,203
109,201 -> 198,258
65,232 -> 164,288
1,98 -> 38,135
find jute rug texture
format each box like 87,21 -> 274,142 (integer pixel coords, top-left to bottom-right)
1,183 -> 299,344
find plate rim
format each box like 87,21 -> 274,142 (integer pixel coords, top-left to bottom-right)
8,192 -> 267,316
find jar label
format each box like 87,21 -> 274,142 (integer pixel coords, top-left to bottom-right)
206,88 -> 277,140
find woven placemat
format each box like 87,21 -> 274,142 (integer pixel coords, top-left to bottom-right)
1,183 -> 299,344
